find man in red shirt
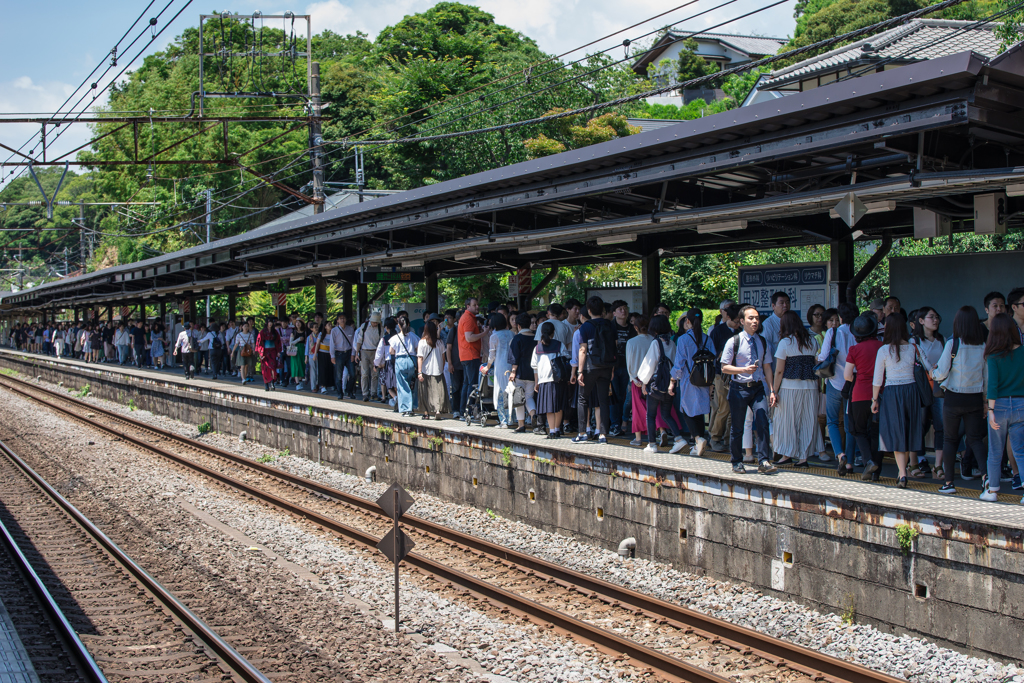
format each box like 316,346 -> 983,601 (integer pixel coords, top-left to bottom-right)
458,298 -> 488,415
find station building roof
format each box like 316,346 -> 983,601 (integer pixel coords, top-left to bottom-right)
5,46 -> 1024,312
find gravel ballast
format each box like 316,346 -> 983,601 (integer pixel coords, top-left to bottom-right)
27,374 -> 1024,683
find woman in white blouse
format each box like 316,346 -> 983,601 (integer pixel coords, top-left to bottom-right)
417,320 -> 450,419
871,314 -> 926,488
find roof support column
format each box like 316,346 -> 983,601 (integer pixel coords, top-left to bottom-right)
342,283 -> 353,320
184,297 -> 194,324
830,235 -> 856,304
357,284 -> 368,324
640,239 -> 661,317
107,305 -> 114,323
159,301 -> 166,325
314,276 -> 327,318
228,293 -> 237,322
425,273 -> 439,314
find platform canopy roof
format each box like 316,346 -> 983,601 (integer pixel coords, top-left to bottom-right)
5,46 -> 1024,312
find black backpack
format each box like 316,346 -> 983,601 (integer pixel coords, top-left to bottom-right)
212,335 -> 224,351
649,339 -> 674,402
587,320 -> 617,368
688,332 -> 716,387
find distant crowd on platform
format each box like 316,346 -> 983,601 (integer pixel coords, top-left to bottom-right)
8,286 -> 1024,502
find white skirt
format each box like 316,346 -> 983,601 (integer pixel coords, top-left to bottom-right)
772,384 -> 824,459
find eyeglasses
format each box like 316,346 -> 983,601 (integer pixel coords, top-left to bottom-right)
1013,301 -> 1024,308
811,312 -> 823,317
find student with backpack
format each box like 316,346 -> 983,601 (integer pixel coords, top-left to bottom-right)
637,315 -> 687,454
720,305 -> 779,475
572,296 -> 617,445
672,308 -> 716,457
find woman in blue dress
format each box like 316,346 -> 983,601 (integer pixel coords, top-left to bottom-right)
672,308 -> 716,457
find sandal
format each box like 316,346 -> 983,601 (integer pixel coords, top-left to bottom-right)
933,467 -> 945,480
897,476 -> 908,489
909,468 -> 928,479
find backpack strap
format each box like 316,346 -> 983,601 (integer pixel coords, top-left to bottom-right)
950,338 -> 960,361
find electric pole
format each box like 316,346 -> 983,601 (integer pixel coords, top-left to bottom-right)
205,189 -> 212,323
79,204 -> 86,272
309,61 -> 325,214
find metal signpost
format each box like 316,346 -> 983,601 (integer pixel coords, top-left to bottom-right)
375,483 -> 415,633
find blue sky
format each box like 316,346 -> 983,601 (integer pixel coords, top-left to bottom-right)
0,0 -> 797,169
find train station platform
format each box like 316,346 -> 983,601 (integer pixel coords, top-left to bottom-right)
0,594 -> 41,683
2,347 -> 1022,663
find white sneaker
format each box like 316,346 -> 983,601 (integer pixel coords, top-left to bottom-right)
817,452 -> 833,463
980,488 -> 1000,502
319,387 -> 328,394
694,437 -> 708,457
669,439 -> 686,455
295,383 -> 306,391
643,444 -> 658,454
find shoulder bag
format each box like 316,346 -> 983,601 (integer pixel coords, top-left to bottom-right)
912,343 -> 934,408
814,328 -> 839,379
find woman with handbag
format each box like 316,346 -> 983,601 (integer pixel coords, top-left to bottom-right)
930,306 -> 987,494
771,311 -> 824,468
288,319 -> 307,389
483,313 -> 515,428
232,321 -> 256,384
637,315 -> 687,454
911,306 -> 945,479
256,320 -> 281,391
304,322 -> 320,392
530,321 -> 569,439
417,320 -> 450,419
374,317 -> 399,408
672,308 -> 716,457
871,314 -> 925,488
507,313 -> 539,434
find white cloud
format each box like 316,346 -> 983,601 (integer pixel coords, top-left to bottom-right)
0,77 -> 93,176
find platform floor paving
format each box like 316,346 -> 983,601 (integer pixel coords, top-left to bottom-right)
6,349 -> 1024,531
0,594 -> 40,683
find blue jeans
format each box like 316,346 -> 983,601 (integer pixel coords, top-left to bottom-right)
727,382 -> 771,465
825,383 -> 858,460
334,351 -> 354,397
117,344 -> 131,364
395,355 -> 418,413
460,360 -> 480,415
987,397 -> 1024,489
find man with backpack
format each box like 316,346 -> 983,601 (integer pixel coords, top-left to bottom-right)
720,305 -> 778,475
572,296 -> 617,445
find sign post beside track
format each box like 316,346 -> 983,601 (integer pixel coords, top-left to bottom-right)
376,482 -> 415,633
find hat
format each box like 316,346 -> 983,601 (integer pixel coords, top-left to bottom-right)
851,314 -> 878,338
427,313 -> 442,322
184,321 -> 192,329
369,312 -> 382,323
869,298 -> 885,311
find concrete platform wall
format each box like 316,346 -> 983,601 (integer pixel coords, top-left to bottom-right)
7,353 -> 1022,663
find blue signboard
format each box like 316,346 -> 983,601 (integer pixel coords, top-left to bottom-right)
738,263 -> 830,319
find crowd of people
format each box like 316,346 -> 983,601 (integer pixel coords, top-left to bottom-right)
8,286 -> 1024,501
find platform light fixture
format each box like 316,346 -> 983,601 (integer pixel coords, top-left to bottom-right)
595,233 -> 637,246
1007,183 -> 1024,197
696,220 -> 747,234
401,259 -> 424,268
829,200 -> 895,219
518,244 -> 551,255
453,251 -> 481,261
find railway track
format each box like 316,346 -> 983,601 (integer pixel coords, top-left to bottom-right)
0,373 -> 904,683
0,435 -> 271,683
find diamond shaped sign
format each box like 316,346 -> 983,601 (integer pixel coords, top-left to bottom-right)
834,192 -> 868,228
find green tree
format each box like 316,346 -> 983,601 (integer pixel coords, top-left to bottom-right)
675,38 -> 720,82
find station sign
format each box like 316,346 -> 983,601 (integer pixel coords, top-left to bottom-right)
361,268 -> 425,284
738,263 -> 830,319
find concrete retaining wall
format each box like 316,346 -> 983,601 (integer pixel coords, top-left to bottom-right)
6,352 -> 1022,663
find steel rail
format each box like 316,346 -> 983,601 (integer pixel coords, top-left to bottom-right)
0,504 -> 108,683
0,437 -> 272,683
0,373 -> 903,683
0,376 -> 730,683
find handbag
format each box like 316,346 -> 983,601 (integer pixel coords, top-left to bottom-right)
814,328 -> 839,379
286,344 -> 298,357
912,344 -> 934,408
551,355 -> 571,384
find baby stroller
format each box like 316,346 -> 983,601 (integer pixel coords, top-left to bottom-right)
465,367 -> 498,427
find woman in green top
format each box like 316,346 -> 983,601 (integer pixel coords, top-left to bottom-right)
979,313 -> 1024,502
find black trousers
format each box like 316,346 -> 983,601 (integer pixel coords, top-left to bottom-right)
578,367 -> 612,436
449,365 -> 463,411
647,394 -> 682,443
181,352 -> 196,378
942,394 -> 986,485
849,400 -> 882,467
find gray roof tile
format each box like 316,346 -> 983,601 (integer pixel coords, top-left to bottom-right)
764,19 -> 1002,87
